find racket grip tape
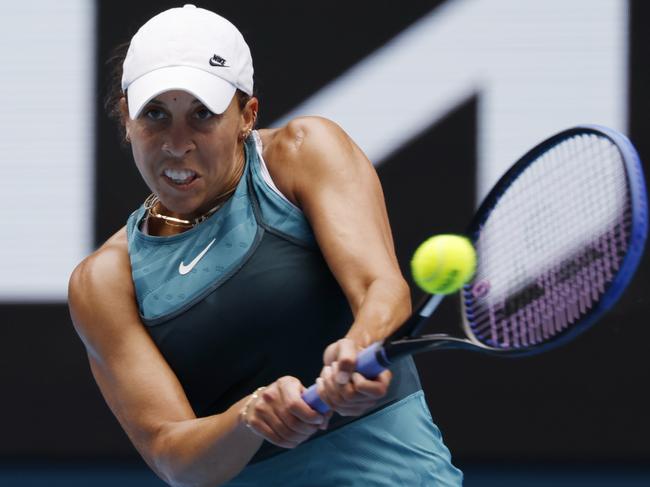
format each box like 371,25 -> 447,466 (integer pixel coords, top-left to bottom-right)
301,342 -> 390,413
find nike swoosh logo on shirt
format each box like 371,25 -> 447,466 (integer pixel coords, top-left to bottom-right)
178,238 -> 216,275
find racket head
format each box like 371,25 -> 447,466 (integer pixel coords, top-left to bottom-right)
460,125 -> 648,355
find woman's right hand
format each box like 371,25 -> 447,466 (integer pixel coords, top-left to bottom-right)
241,376 -> 331,449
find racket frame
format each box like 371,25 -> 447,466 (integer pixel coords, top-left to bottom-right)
458,124 -> 648,356
385,125 -> 647,358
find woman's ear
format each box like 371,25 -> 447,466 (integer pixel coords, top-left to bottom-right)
118,96 -> 131,142
118,96 -> 129,120
243,97 -> 259,132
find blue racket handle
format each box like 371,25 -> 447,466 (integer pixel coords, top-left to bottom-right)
301,342 -> 389,413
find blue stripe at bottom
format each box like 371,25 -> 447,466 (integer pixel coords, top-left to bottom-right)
1,462 -> 650,486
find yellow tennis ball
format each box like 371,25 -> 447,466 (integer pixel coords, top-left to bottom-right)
411,234 -> 477,295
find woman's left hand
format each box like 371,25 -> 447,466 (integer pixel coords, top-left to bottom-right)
315,338 -> 392,416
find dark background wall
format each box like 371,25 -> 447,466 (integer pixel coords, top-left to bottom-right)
1,0 -> 648,468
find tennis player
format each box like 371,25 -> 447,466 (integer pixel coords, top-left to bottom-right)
68,5 -> 462,486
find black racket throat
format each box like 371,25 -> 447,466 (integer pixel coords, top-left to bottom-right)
381,334 -> 484,364
385,293 -> 451,342
377,294 -> 467,365
384,314 -> 425,342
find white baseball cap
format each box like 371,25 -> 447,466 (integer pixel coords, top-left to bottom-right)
122,4 -> 254,119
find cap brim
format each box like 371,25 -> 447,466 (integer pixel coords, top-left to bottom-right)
126,66 -> 237,119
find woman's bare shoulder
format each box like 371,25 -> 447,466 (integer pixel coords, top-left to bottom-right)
68,227 -> 137,343
257,117 -> 352,206
259,116 -> 346,158
69,227 -> 130,295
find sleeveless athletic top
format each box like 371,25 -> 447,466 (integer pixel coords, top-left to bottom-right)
125,131 -> 421,462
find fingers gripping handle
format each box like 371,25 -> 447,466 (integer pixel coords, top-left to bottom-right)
301,385 -> 330,414
301,342 -> 389,413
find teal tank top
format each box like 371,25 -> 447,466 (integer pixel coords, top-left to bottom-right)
126,132 -> 421,462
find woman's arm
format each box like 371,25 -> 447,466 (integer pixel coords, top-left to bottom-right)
265,117 -> 412,414
68,229 -> 324,487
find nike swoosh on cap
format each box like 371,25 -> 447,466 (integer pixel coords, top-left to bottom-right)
209,54 -> 229,67
178,238 -> 216,275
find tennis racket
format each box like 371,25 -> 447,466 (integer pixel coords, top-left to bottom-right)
302,125 -> 648,414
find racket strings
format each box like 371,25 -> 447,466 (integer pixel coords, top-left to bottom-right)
475,217 -> 631,348
473,136 -> 626,282
464,133 -> 632,349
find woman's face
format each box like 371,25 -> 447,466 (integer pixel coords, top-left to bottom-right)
121,90 -> 254,219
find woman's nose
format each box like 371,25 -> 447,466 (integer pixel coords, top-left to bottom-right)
161,123 -> 196,157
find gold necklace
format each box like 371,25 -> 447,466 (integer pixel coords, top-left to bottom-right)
144,194 -> 225,228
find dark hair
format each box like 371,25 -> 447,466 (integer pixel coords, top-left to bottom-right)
104,41 -> 130,145
104,41 -> 255,146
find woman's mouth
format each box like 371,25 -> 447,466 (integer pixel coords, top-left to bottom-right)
163,168 -> 199,187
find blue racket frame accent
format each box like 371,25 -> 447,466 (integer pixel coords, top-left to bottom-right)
463,125 -> 648,356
